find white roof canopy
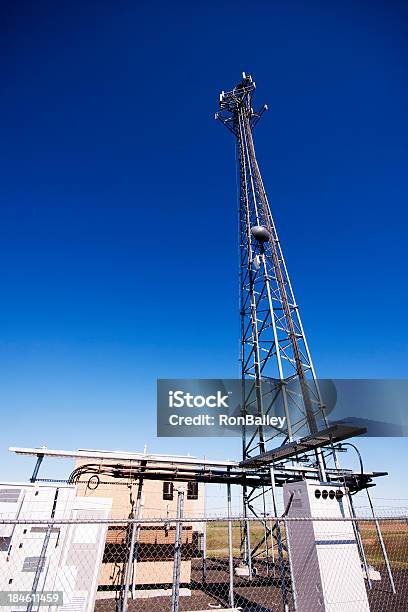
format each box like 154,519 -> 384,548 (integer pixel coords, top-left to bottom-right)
9,446 -> 238,467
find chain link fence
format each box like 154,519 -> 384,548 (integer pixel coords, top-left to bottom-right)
0,514 -> 406,611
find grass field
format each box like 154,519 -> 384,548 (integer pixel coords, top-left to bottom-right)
205,519 -> 408,570
360,521 -> 408,570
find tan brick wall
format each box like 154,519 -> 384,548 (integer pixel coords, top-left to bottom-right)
74,459 -> 204,589
74,459 -> 205,520
98,560 -> 191,586
106,525 -> 193,545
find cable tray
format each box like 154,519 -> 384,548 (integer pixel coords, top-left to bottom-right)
239,423 -> 367,467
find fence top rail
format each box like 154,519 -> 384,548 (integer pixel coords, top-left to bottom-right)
0,515 -> 406,525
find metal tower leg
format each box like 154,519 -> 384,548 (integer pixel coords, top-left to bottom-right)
284,517 -> 298,612
269,466 -> 289,611
242,485 -> 253,578
366,489 -> 396,593
347,493 -> 372,591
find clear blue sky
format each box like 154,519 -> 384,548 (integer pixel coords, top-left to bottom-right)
0,1 -> 407,509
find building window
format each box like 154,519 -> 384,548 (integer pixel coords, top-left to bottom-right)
163,482 -> 173,501
187,481 -> 198,500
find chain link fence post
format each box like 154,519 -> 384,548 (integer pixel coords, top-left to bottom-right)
171,487 -> 185,612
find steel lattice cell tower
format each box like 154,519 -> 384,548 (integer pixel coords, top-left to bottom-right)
215,76 -> 391,607
216,73 -> 328,474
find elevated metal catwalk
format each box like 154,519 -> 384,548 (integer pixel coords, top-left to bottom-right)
239,423 -> 367,467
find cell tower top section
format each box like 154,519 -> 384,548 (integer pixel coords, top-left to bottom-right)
219,72 -> 255,109
216,73 -> 267,134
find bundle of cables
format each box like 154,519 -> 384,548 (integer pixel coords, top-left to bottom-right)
68,463 -> 141,490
